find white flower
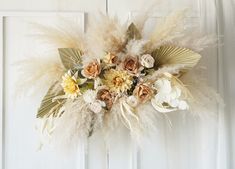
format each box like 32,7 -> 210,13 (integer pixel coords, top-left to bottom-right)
153,77 -> 171,94
140,54 -> 155,68
83,90 -> 96,103
83,90 -> 105,113
94,77 -> 102,89
126,96 -> 138,107
151,77 -> 189,113
89,101 -> 104,113
179,101 -> 189,110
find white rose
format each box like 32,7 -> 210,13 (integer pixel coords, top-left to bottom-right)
140,54 -> 155,68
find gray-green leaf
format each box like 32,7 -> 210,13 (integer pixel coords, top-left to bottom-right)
37,83 -> 65,118
58,48 -> 82,70
126,23 -> 141,41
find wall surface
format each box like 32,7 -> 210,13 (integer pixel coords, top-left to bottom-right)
0,0 -> 234,169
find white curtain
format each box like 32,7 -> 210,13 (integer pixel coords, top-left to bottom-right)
216,0 -> 235,168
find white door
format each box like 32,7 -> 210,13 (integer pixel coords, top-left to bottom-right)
1,0 -> 234,169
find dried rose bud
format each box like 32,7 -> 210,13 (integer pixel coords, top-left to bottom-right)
97,89 -> 113,110
123,56 -> 139,74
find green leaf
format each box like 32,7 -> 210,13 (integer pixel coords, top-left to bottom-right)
58,48 -> 82,70
80,81 -> 94,93
126,23 -> 141,41
37,83 -> 65,118
152,46 -> 201,73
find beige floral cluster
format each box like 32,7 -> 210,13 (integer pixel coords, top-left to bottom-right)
61,48 -> 188,114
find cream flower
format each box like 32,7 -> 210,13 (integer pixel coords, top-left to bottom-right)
61,71 -> 81,99
151,77 -> 189,113
89,102 -> 104,113
103,69 -> 133,93
126,96 -> 138,107
83,89 -> 97,103
83,90 -> 105,113
140,54 -> 155,68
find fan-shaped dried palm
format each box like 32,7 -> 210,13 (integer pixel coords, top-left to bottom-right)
152,45 -> 201,73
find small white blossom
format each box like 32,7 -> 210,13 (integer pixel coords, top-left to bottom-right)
83,90 -> 105,113
140,54 -> 155,68
178,100 -> 189,110
126,96 -> 138,107
89,101 -> 104,113
94,77 -> 102,89
83,90 -> 96,103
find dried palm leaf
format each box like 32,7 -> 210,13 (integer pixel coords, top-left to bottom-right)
126,23 -> 142,41
58,48 -> 82,70
37,82 -> 65,118
152,46 -> 201,72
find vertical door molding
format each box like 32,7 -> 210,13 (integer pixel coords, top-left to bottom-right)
0,14 -> 4,169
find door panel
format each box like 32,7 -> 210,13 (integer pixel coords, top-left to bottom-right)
0,0 -> 227,169
2,13 -> 85,169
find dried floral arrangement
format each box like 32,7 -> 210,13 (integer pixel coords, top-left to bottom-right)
18,10 -> 221,148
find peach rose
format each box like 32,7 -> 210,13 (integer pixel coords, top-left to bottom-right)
97,89 -> 113,110
133,84 -> 153,103
82,60 -> 101,79
123,56 -> 139,74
